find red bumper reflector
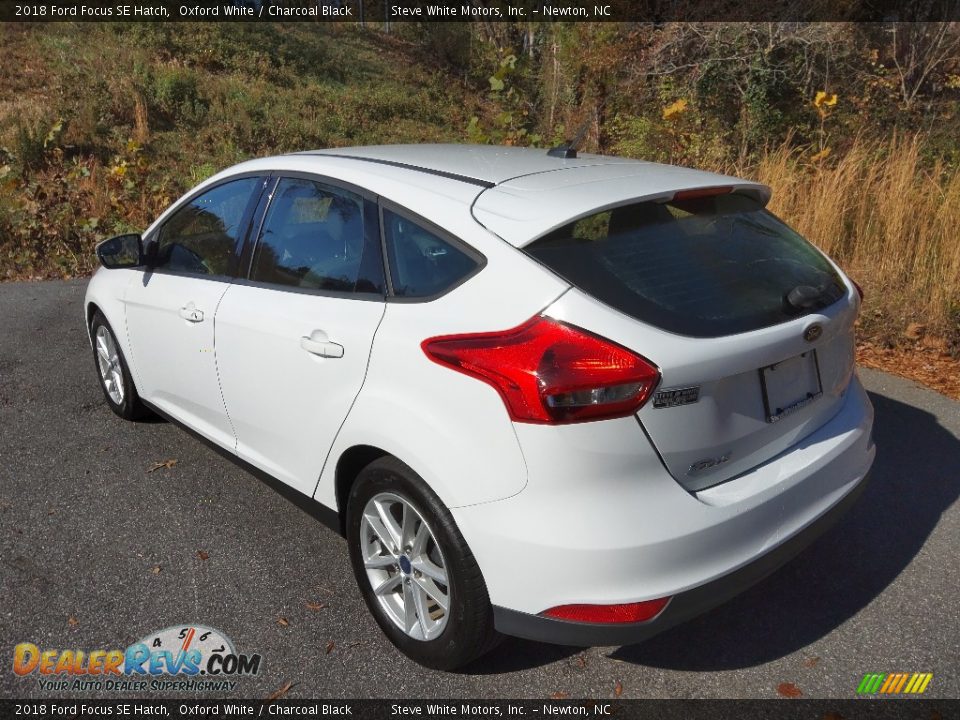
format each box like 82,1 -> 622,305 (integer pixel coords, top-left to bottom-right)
542,598 -> 670,624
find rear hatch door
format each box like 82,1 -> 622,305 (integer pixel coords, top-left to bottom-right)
525,188 -> 859,492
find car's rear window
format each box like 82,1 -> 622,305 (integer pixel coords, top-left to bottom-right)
526,192 -> 846,337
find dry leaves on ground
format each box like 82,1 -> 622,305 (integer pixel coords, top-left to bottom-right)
857,342 -> 960,400
147,459 -> 177,473
776,682 -> 803,698
266,681 -> 294,700
306,602 -> 328,611
196,550 -> 209,561
277,617 -> 289,627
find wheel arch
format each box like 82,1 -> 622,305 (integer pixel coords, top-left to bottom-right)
85,300 -> 102,339
334,444 -> 390,532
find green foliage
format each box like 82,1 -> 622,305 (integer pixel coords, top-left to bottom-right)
0,23 -> 466,280
5,116 -> 67,174
150,67 -> 209,126
466,54 -> 542,146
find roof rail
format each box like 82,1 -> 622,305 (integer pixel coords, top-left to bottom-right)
305,153 -> 495,188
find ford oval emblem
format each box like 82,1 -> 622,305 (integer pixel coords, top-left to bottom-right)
804,324 -> 823,342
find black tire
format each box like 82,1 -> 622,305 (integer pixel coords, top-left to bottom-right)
89,310 -> 148,421
346,456 -> 500,670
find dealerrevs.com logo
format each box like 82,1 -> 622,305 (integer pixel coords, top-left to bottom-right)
13,624 -> 262,693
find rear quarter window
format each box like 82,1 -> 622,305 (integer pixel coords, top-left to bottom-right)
382,209 -> 480,299
526,193 -> 846,337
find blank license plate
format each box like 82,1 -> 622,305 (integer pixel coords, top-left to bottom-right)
760,350 -> 823,423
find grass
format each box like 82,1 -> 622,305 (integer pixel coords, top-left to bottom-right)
744,135 -> 960,349
0,23 -> 469,280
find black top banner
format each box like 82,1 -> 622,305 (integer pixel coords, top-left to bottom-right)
2,0 -> 960,23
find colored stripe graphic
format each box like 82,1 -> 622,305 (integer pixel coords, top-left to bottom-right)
857,672 -> 933,694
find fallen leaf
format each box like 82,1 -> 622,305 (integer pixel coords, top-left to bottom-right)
277,617 -> 289,627
904,322 -> 926,341
147,459 -> 177,473
266,681 -> 294,701
325,641 -> 335,654
67,616 -> 78,626
803,656 -> 820,668
821,712 -> 845,720
550,692 -> 568,700
306,602 -> 328,611
574,655 -> 586,668
196,550 -> 209,561
150,566 -> 162,574
614,681 -> 623,698
47,510 -> 55,515
777,682 -> 803,698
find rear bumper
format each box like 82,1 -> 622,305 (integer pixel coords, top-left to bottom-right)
492,465 -> 869,646
452,374 -> 875,633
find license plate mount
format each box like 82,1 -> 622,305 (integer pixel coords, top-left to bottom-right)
759,350 -> 823,423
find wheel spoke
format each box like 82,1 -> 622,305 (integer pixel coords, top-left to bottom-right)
96,339 -> 110,363
401,502 -> 417,551
413,575 -> 448,611
411,581 -> 431,637
364,513 -> 397,554
412,556 -> 447,585
363,554 -> 396,570
373,574 -> 402,597
402,580 -> 419,634
411,522 -> 430,556
374,499 -> 402,549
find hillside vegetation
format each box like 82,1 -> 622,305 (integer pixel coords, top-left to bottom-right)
1,21 -> 959,355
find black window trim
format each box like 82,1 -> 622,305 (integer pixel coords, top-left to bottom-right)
234,170 -> 388,302
141,171 -> 272,283
378,198 -> 487,304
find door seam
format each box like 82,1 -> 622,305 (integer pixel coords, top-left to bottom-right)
211,283 -> 240,454
309,301 -> 388,501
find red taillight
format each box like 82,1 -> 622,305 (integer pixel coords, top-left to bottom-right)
422,316 -> 660,424
542,599 -> 671,624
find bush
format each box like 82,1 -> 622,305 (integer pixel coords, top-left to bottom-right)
150,68 -> 209,126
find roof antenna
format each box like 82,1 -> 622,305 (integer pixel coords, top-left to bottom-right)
547,115 -> 593,159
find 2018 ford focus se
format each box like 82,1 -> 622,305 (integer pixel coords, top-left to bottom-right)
85,144 -> 875,669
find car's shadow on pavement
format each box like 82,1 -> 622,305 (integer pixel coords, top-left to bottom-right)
467,390 -> 960,674
610,390 -> 960,671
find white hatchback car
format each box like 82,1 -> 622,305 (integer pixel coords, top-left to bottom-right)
86,144 -> 875,669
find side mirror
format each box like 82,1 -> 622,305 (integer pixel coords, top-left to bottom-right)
96,233 -> 144,269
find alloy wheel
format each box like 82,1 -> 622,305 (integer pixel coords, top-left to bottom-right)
359,492 -> 450,641
95,325 -> 125,405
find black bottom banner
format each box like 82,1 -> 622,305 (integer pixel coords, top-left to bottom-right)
1,699 -> 957,720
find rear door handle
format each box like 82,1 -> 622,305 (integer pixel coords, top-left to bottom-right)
300,336 -> 344,358
179,305 -> 204,323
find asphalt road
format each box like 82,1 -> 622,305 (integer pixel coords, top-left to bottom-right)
1,279 -> 958,700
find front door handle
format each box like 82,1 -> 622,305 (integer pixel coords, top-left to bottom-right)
179,305 -> 204,323
300,336 -> 344,358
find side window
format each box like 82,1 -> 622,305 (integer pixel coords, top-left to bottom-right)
155,177 -> 260,276
382,209 -> 479,298
250,177 -> 383,295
